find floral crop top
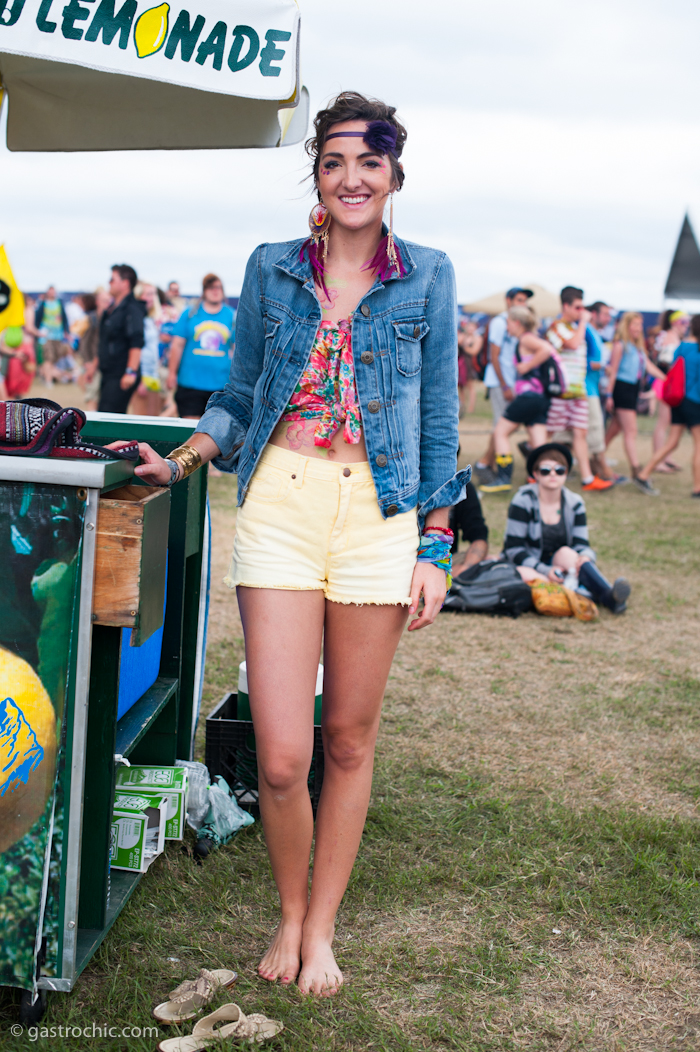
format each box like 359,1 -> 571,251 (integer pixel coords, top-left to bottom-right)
280,319 -> 362,448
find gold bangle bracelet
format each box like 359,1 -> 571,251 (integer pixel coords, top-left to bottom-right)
168,444 -> 202,480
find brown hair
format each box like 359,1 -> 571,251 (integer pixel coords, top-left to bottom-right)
202,273 -> 223,293
306,91 -> 407,198
532,448 -> 569,472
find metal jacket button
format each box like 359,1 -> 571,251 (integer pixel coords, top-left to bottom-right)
361,304 -> 371,317
361,351 -> 374,364
386,504 -> 399,516
375,454 -> 388,467
413,325 -> 421,338
367,400 -> 380,413
342,467 -> 351,477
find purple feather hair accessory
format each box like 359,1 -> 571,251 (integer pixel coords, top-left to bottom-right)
362,235 -> 406,281
300,238 -> 330,297
363,120 -> 399,156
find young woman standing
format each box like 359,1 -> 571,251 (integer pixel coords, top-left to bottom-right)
636,313 -> 700,497
604,312 -> 664,492
480,305 -> 556,493
120,93 -> 467,997
651,309 -> 689,471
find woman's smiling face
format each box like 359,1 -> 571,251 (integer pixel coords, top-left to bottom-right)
317,121 -> 396,233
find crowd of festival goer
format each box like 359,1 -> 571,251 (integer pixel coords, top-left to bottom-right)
0,265 -> 236,428
458,285 -> 700,501
3,272 -> 698,597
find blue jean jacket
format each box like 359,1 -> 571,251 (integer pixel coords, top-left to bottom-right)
196,234 -> 470,527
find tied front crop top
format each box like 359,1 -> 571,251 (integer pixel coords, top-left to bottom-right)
280,319 -> 362,447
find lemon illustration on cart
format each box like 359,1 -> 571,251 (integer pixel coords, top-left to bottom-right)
134,2 -> 170,59
0,648 -> 56,853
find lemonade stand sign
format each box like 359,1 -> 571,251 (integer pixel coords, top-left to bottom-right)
0,0 -> 306,150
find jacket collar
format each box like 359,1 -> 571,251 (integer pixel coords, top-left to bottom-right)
274,227 -> 416,285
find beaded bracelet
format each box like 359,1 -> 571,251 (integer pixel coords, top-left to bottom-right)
417,532 -> 453,590
424,526 -> 454,540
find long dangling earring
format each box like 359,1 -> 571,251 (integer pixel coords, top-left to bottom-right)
308,201 -> 331,261
386,193 -> 400,276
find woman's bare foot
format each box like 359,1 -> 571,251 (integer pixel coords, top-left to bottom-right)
258,918 -> 303,985
298,931 -> 343,997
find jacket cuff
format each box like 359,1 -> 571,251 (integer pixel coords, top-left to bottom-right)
194,405 -> 246,472
418,466 -> 472,531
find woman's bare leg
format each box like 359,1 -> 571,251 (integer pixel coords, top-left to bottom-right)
605,413 -> 621,447
236,587 -> 326,986
527,423 -> 548,449
691,425 -> 700,492
616,408 -> 639,472
298,600 -> 408,996
637,425 -> 684,481
551,545 -> 580,572
493,416 -> 518,456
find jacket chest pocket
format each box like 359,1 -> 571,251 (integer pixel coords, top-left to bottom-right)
263,315 -> 296,363
393,319 -> 429,377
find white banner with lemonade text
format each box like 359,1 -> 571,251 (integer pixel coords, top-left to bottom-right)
0,0 -> 299,100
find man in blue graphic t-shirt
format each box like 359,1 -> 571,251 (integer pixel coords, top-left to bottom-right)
168,273 -> 235,419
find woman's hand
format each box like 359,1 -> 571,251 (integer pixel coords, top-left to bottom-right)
407,562 -> 447,631
106,441 -> 174,486
547,566 -> 564,583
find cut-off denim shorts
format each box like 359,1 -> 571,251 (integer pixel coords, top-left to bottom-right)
226,445 -> 420,605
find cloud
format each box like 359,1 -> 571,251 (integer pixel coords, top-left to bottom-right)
2,0 -> 699,306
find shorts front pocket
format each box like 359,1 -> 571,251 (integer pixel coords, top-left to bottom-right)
245,464 -> 294,504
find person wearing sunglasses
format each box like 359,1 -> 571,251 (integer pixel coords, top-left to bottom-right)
501,443 -> 630,613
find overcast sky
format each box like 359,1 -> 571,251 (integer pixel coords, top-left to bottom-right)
2,0 -> 699,306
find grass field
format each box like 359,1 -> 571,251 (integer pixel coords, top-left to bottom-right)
2,388 -> 700,1050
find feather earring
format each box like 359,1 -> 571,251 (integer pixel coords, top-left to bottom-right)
308,202 -> 330,261
386,193 -> 400,276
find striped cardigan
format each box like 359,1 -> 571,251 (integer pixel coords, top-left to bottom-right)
501,484 -> 595,575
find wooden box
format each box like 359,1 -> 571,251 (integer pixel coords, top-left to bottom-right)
93,485 -> 171,646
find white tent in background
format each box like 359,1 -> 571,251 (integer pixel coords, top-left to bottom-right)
0,0 -> 307,150
462,283 -> 561,319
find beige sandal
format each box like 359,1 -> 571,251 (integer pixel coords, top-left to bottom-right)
153,968 -> 238,1024
194,1004 -> 283,1043
157,1003 -> 283,1050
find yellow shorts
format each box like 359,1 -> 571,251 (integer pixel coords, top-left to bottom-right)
226,444 -> 419,605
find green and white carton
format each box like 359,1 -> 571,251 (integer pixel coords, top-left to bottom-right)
111,791 -> 167,873
115,765 -> 188,840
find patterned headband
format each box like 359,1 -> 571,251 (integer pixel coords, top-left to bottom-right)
324,120 -> 399,157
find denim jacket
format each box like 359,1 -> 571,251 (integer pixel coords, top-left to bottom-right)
196,234 -> 470,527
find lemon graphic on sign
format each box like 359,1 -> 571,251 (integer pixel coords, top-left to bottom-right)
134,2 -> 169,59
0,647 -> 56,853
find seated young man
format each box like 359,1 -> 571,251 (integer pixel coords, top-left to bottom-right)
449,481 -> 489,574
501,443 -> 630,614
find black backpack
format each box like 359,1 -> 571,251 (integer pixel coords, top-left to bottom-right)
442,560 -> 533,618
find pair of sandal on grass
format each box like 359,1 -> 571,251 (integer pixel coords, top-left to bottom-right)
154,968 -> 283,1050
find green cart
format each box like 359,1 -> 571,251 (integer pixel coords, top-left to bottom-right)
0,415 -> 209,1021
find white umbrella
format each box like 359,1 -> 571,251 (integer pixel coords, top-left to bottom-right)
0,0 -> 307,150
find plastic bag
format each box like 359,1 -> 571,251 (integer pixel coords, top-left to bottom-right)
175,759 -> 211,831
198,776 -> 254,846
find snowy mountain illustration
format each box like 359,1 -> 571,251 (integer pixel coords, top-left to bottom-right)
0,696 -> 44,797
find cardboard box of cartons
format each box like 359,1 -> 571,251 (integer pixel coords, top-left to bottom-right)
110,791 -> 167,872
115,765 -> 188,840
